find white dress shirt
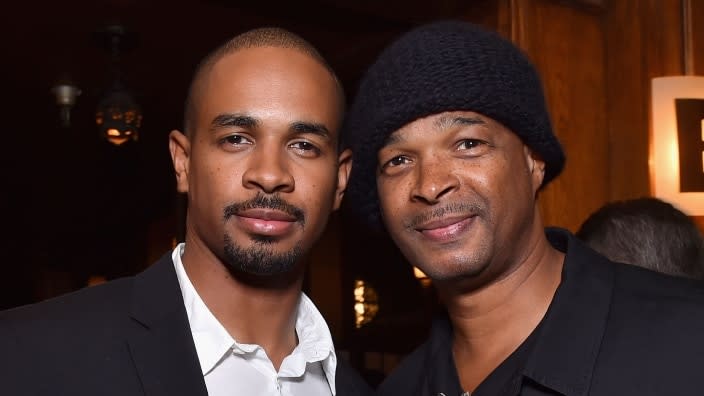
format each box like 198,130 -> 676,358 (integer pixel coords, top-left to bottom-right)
172,244 -> 337,396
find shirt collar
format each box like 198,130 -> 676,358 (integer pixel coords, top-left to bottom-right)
521,228 -> 615,396
172,243 -> 338,394
424,316 -> 463,396
422,229 -> 616,396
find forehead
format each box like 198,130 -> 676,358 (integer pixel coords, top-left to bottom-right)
206,46 -> 333,85
194,46 -> 341,133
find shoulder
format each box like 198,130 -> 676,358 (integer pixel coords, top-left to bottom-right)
605,262 -> 704,339
586,256 -> 704,388
587,265 -> 704,392
335,357 -> 373,396
377,314 -> 454,395
554,226 -> 704,312
545,229 -> 704,389
567,233 -> 704,339
609,260 -> 704,315
0,276 -> 135,340
613,258 -> 704,294
0,252 -> 177,329
376,342 -> 430,396
0,276 -> 139,388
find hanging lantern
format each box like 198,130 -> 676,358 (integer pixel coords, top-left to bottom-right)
94,24 -> 141,146
96,83 -> 142,146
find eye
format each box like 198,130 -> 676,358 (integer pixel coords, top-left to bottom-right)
381,155 -> 411,169
456,138 -> 492,157
289,140 -> 321,157
457,139 -> 484,150
221,134 -> 252,147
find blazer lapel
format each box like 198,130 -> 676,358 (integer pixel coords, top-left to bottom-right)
127,253 -> 208,396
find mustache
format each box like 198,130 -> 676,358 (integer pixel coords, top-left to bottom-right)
223,194 -> 305,223
404,202 -> 484,229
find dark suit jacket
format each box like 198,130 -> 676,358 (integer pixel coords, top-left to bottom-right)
0,253 -> 371,396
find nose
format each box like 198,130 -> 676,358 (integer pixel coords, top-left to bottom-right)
410,157 -> 458,205
242,146 -> 295,194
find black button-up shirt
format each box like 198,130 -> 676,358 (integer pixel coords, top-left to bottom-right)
377,228 -> 704,396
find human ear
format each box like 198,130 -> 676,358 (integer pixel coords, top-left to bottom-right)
169,129 -> 191,193
333,149 -> 353,210
524,145 -> 545,194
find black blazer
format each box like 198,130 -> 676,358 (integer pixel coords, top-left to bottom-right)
0,253 -> 371,396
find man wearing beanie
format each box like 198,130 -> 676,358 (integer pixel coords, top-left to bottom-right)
344,20 -> 704,395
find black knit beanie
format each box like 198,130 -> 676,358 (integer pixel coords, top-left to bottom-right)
343,20 -> 565,230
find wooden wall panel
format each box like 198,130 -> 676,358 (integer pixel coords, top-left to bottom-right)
693,0 -> 704,75
605,0 -> 683,203
606,0 -> 704,228
507,0 -> 609,231
498,0 -> 700,232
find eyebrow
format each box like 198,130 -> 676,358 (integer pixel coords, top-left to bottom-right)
210,113 -> 331,140
383,131 -> 404,147
435,115 -> 486,129
291,121 -> 331,140
211,113 -> 258,130
383,115 -> 487,147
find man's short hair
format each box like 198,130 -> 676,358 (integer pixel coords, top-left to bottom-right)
183,27 -> 344,137
576,197 -> 704,280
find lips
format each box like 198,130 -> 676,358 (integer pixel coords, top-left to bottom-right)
235,208 -> 298,237
237,208 -> 297,222
415,215 -> 475,242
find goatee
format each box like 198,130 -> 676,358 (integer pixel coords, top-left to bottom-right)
223,234 -> 303,276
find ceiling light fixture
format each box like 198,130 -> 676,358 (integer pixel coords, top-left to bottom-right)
94,24 -> 142,146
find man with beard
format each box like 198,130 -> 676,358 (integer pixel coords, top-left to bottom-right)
344,20 -> 704,395
0,27 -> 370,396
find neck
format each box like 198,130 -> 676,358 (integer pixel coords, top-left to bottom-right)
181,237 -> 304,370
437,225 -> 564,392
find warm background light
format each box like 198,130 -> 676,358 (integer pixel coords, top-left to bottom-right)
650,76 -> 704,215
